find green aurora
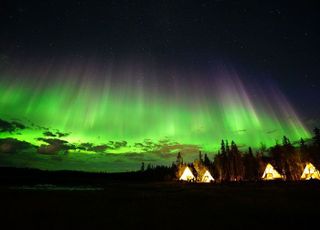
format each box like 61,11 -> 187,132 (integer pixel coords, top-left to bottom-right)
0,67 -> 311,171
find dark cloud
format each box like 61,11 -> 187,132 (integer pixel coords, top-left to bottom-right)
134,140 -> 162,152
37,138 -> 75,155
107,141 -> 127,149
75,140 -> 128,153
30,122 -> 48,130
155,143 -> 201,155
79,142 -> 93,150
266,129 -> 278,134
43,129 -> 70,138
133,139 -> 201,155
56,131 -> 70,138
113,141 -> 127,149
88,144 -> 108,153
134,143 -> 144,148
158,138 -> 171,144
0,138 -> 35,154
76,142 -> 107,153
234,129 -> 247,133
0,118 -> 26,133
43,131 -> 56,137
157,152 -> 175,159
77,142 -> 104,153
38,138 -> 68,146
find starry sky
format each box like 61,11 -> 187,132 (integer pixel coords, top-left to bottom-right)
0,0 -> 319,172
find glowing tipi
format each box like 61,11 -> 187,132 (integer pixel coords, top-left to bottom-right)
262,163 -> 283,180
301,163 -> 320,180
201,170 -> 214,183
179,166 -> 195,181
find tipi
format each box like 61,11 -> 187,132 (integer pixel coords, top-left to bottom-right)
179,166 -> 195,181
301,163 -> 320,180
262,163 -> 283,180
201,170 -> 214,183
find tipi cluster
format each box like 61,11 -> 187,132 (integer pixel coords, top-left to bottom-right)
176,130 -> 320,182
179,166 -> 214,183
261,162 -> 320,180
179,162 -> 320,182
142,129 -> 320,182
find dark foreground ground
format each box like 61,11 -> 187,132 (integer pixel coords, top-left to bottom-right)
1,180 -> 320,230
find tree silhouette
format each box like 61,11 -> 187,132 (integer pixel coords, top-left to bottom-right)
204,153 -> 211,167
199,151 -> 203,163
176,152 -> 183,166
140,162 -> 145,172
313,127 -> 320,147
149,127 -> 320,182
213,151 -> 223,181
243,147 -> 259,181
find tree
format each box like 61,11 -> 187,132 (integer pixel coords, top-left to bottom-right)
243,147 -> 259,181
204,153 -> 211,167
213,151 -> 223,181
299,138 -> 309,162
313,127 -> 320,147
282,136 -> 291,147
176,152 -> 183,166
230,140 -> 244,181
225,140 -> 230,154
140,162 -> 145,172
259,143 -> 267,154
220,140 -> 229,181
193,159 -> 206,181
220,140 -> 226,155
199,151 -> 203,163
300,138 -> 306,150
310,127 -> 320,166
270,143 -> 285,177
282,136 -> 299,180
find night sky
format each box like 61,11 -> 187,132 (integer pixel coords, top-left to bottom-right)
0,0 -> 319,172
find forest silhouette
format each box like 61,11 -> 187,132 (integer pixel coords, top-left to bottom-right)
140,127 -> 320,182
1,127 -> 320,184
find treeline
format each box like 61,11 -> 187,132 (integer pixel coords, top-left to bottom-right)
142,127 -> 320,182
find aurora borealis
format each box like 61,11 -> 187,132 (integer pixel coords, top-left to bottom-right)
1,0 -> 319,171
0,63 -> 311,171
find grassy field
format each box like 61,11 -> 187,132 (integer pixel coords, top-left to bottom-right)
1,181 -> 320,229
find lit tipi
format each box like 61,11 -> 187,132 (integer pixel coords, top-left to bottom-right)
179,166 -> 195,181
301,163 -> 320,180
201,170 -> 214,183
262,163 -> 283,180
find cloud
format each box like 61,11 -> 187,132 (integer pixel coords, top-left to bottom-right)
0,118 -> 26,133
43,131 -> 57,137
133,140 -> 162,152
88,144 -> 108,153
76,142 -> 106,153
56,131 -> 70,138
266,129 -> 278,134
43,130 -> 70,138
234,129 -> 247,133
156,143 -> 200,154
75,140 -> 128,153
134,143 -> 144,148
0,138 -> 35,154
107,140 -> 127,149
38,138 -> 69,145
37,138 -> 75,155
